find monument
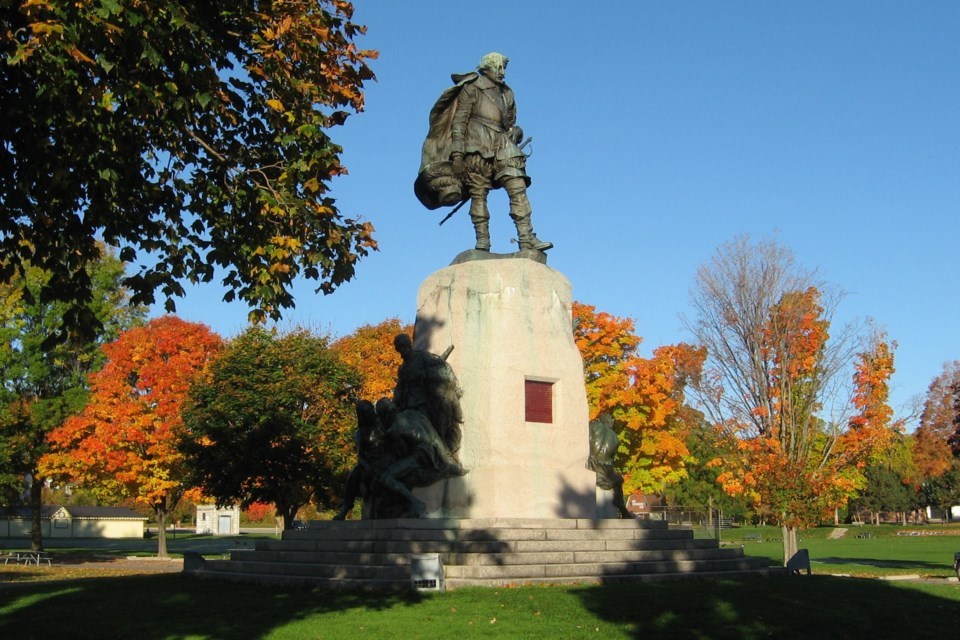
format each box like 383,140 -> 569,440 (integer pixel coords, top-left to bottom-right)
413,52 -> 595,518
335,51 -> 598,519
188,53 -> 778,587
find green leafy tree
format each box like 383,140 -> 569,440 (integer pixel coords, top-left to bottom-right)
921,461 -> 960,522
0,250 -> 144,550
851,463 -> 914,525
662,418 -> 752,521
181,326 -> 359,530
1,1 -> 378,342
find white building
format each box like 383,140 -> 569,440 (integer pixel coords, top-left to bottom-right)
195,504 -> 241,534
0,505 -> 147,539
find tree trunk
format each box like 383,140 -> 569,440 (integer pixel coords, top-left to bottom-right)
29,475 -> 44,552
276,501 -> 302,531
155,507 -> 168,558
781,525 -> 798,566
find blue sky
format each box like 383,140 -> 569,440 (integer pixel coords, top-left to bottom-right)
159,1 -> 959,424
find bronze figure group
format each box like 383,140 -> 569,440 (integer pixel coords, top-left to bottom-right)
334,335 -> 465,520
415,52 -> 552,253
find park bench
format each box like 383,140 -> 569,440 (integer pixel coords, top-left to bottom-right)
742,534 -> 762,543
856,532 -> 874,539
3,551 -> 52,566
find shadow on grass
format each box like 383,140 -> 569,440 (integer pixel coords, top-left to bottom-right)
571,575 -> 960,639
814,556 -> 947,570
3,573 -> 959,639
0,573 -> 427,640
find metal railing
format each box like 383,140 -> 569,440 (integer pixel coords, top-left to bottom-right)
634,505 -> 731,540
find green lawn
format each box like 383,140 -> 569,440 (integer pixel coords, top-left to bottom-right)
1,525 -> 958,639
0,572 -> 958,639
724,524 -> 960,577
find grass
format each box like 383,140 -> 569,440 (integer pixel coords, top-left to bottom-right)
724,523 -> 960,578
1,572 -> 958,639
1,525 -> 958,639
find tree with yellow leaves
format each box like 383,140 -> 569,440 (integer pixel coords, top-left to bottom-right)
573,302 -> 705,495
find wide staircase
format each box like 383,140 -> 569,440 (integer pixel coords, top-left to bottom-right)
187,517 -> 780,589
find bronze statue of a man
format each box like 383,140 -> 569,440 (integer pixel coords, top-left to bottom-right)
415,52 -> 552,253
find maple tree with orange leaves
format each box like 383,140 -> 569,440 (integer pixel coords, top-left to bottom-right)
913,362 -> 960,481
40,316 -> 223,557
573,302 -> 705,495
331,318 -> 413,403
688,237 -> 899,564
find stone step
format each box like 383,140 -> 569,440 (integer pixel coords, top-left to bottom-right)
300,517 -> 672,532
280,525 -> 693,544
208,554 -> 769,584
194,563 -> 782,590
230,545 -> 745,568
447,547 -> 747,566
256,532 -> 711,555
443,557 -> 769,580
186,518 -> 772,590
444,566 -> 787,588
204,559 -> 410,580
192,568 -> 414,591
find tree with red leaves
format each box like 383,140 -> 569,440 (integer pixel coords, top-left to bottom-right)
41,316 -> 222,557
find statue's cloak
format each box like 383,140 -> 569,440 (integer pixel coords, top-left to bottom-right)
413,72 -> 479,210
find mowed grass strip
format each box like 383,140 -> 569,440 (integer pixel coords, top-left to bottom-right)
0,572 -> 958,639
725,524 -> 960,577
2,525 -> 958,639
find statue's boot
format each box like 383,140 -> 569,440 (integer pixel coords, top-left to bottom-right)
470,199 -> 491,251
472,218 -> 491,251
505,177 -> 552,251
513,214 -> 553,252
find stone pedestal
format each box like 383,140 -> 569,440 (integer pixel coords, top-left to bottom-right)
595,487 -> 619,519
412,256 -> 596,519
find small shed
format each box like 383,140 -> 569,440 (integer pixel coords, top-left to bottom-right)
0,505 -> 147,539
625,492 -> 663,515
195,504 -> 241,535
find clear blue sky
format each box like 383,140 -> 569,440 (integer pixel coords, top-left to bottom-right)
159,1 -> 959,425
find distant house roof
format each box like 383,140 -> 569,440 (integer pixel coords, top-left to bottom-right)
0,505 -> 147,520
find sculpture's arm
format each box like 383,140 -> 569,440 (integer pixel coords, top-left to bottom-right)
449,83 -> 477,158
504,88 -> 518,130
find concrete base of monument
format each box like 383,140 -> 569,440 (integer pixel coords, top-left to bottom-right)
188,518 -> 784,589
412,255 -> 597,519
596,487 -> 621,519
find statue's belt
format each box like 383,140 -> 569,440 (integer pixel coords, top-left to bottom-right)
472,114 -> 505,132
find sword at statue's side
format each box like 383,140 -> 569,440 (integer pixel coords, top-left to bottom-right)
438,137 -> 533,227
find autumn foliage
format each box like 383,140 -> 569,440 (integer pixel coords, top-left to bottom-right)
913,362 -> 960,481
572,302 -> 705,494
41,316 -> 222,556
331,318 -> 413,402
711,294 -> 898,530
2,1 -> 378,342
